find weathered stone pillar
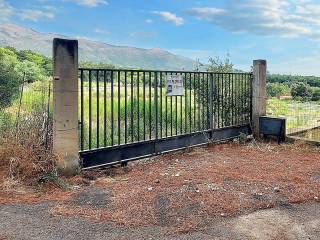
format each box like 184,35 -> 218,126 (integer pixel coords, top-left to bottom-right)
53,38 -> 80,175
252,60 -> 267,138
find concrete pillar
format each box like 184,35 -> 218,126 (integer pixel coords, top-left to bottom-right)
252,60 -> 267,138
53,38 -> 80,175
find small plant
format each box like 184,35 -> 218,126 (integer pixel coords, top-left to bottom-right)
238,132 -> 248,144
38,170 -> 68,189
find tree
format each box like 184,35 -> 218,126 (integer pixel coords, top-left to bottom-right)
207,55 -> 233,73
268,74 -> 320,88
14,60 -> 45,83
0,49 -> 21,109
291,82 -> 313,100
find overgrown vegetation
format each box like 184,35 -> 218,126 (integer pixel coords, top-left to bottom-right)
0,47 -> 56,188
267,74 -> 320,101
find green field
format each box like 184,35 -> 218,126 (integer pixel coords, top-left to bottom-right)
79,81 -> 251,149
267,98 -> 320,133
0,79 -> 252,149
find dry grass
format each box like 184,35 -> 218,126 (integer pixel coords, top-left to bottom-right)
49,141 -> 320,233
0,111 -> 57,189
1,137 -> 319,233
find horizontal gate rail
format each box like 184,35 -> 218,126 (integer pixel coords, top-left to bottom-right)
78,68 -> 253,168
80,124 -> 251,169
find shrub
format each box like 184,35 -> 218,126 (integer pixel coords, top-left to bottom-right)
0,111 -> 56,185
312,88 -> 320,101
291,82 -> 313,101
267,83 -> 289,98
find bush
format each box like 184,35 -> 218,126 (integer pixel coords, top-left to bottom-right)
267,83 -> 289,98
312,88 -> 320,101
291,82 -> 313,101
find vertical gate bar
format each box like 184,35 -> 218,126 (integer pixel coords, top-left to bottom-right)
189,73 -> 192,133
243,74 -> 246,124
207,73 -> 211,130
240,74 -> 242,125
111,70 -> 114,146
125,71 -> 127,144
180,73 -> 183,134
250,73 -> 253,123
103,71 -> 107,147
246,74 -> 249,122
80,69 -> 84,151
209,73 -> 214,131
221,73 -> 225,128
246,73 -> 252,123
175,95 -> 177,135
137,71 -> 140,141
165,72 -> 168,137
238,74 -> 240,124
155,71 -> 158,139
248,74 -> 250,122
96,70 -> 100,148
143,71 -> 146,140
216,73 -> 220,128
184,72 -> 187,133
230,73 -> 233,126
234,74 -> 236,125
228,73 -> 231,126
149,72 -> 152,140
225,73 -> 228,127
242,74 -> 245,124
230,74 -> 233,126
118,70 -> 121,145
88,70 -> 92,149
230,73 -> 232,126
197,73 -> 200,131
160,72 -> 163,138
235,74 -> 238,125
235,74 -> 237,125
131,71 -> 134,142
233,74 -> 235,125
170,72 -> 173,136
234,74 -> 237,125
202,73 -> 205,130
239,73 -> 243,124
193,73 -> 196,132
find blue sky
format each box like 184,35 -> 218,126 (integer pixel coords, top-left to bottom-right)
1,0 -> 320,75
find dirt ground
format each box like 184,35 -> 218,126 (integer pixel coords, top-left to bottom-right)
0,141 -> 320,239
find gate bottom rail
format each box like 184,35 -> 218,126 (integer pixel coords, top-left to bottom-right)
80,124 -> 251,169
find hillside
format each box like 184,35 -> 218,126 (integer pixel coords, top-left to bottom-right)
0,24 -> 197,70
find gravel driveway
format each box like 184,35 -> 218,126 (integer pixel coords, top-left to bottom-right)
0,201 -> 319,240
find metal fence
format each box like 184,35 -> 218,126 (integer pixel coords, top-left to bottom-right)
267,98 -> 320,142
79,69 -> 253,168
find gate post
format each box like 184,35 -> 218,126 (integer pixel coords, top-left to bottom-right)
252,60 -> 267,138
53,38 -> 80,175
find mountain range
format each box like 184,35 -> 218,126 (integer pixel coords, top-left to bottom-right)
0,23 -> 198,70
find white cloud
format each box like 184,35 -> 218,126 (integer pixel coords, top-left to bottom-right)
145,19 -> 153,24
19,9 -> 55,22
94,27 -> 108,34
153,11 -> 184,26
187,0 -> 320,40
64,0 -> 108,7
0,0 -> 14,22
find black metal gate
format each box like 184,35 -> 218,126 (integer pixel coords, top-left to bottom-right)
79,69 -> 253,168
